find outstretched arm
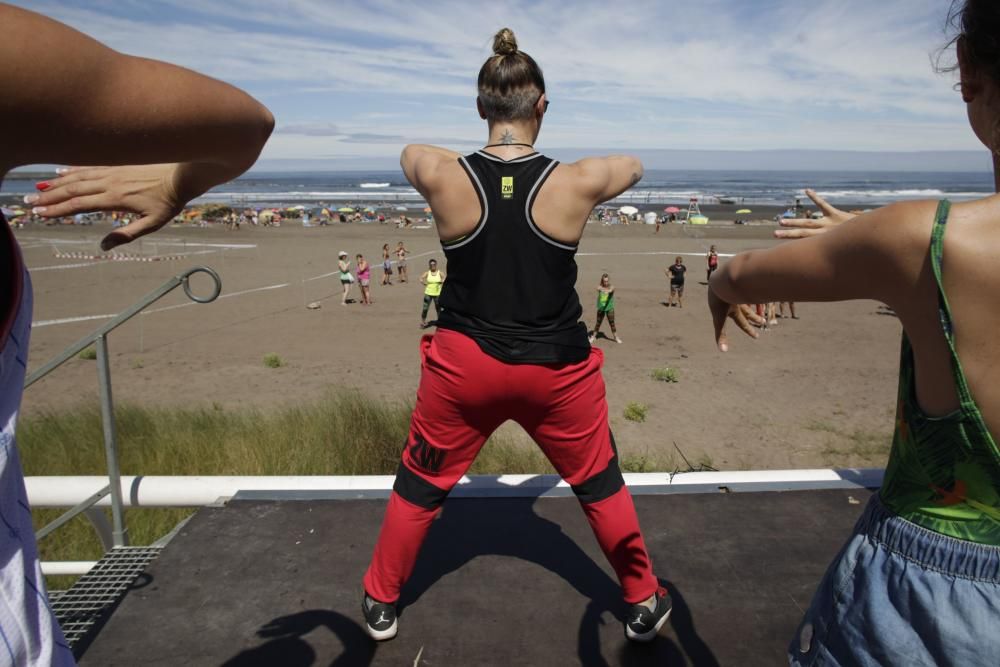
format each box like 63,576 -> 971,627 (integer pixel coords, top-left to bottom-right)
774,189 -> 855,240
400,145 -> 462,198
709,201 -> 929,351
572,156 -> 643,205
0,5 -> 274,248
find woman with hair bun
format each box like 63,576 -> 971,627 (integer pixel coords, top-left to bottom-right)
711,1 -> 1000,663
361,27 -> 669,643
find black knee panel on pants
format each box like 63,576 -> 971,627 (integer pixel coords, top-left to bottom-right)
571,454 -> 625,505
393,461 -> 449,510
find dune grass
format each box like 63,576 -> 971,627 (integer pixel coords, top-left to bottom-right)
18,390 -> 552,588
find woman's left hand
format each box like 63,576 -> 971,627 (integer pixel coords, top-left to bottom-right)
709,288 -> 764,352
26,164 -> 186,250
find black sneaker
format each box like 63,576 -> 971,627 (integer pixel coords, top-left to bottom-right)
362,593 -> 398,641
624,586 -> 672,642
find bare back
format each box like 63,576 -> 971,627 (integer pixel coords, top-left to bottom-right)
896,196 -> 1000,439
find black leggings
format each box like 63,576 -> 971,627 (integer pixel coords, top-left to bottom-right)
594,309 -> 616,333
421,295 -> 439,320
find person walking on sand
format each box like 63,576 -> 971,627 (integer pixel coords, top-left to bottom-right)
0,6 -> 273,665
396,241 -> 409,282
381,243 -> 393,286
665,256 -> 687,307
361,27 -> 670,644
706,244 -> 719,282
419,258 -> 445,328
356,253 -> 372,305
710,3 -> 1000,663
779,302 -> 798,319
589,273 -> 621,344
338,251 -> 353,305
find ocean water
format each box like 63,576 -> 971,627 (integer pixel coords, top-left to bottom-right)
3,169 -> 993,208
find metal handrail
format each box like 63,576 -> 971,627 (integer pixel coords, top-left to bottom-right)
25,266 -> 221,388
25,266 -> 222,548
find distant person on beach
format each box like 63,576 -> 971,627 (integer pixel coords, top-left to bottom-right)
706,244 -> 719,282
779,302 -> 798,320
381,243 -> 393,286
361,27 -> 670,644
710,2 -> 1000,663
338,251 -> 353,305
665,256 -> 687,307
589,273 -> 621,344
356,253 -> 372,305
396,241 -> 409,282
0,5 -> 272,665
419,258 -> 444,328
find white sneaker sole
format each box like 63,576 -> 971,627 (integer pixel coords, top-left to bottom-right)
625,607 -> 672,642
366,618 -> 398,641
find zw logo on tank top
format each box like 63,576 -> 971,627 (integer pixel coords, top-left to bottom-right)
501,176 -> 514,200
408,434 -> 445,473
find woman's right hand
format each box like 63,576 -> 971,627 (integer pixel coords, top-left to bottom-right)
26,163 -> 196,251
774,189 -> 855,239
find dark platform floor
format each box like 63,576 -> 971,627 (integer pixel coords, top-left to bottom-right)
79,488 -> 871,666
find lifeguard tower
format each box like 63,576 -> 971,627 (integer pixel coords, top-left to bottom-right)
685,197 -> 709,225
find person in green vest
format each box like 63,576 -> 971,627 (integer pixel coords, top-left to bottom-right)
589,273 -> 622,344
419,258 -> 445,328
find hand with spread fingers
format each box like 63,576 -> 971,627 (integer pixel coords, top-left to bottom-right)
708,288 -> 765,352
26,164 -> 188,251
774,189 -> 854,239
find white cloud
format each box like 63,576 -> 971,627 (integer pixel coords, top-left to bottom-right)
13,0 -> 981,160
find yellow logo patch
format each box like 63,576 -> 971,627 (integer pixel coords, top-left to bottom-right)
501,176 -> 514,199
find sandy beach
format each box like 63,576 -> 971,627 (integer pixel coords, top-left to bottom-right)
16,217 -> 901,472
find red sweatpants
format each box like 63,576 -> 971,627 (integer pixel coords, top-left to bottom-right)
362,329 -> 658,604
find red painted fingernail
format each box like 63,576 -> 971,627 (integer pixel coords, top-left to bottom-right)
35,181 -> 51,191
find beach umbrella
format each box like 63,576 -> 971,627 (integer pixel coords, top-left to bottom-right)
781,210 -> 796,218
321,208 -> 331,217
736,208 -> 752,214
363,206 -> 376,212
663,206 -> 680,213
338,207 -> 355,213
618,205 -> 638,215
395,206 -> 407,211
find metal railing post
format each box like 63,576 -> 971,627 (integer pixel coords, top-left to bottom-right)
96,334 -> 129,547
27,266 -> 222,549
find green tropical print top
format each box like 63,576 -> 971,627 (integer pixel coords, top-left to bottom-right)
880,200 -> 1000,544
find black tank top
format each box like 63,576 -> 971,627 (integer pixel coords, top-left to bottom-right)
435,150 -> 590,364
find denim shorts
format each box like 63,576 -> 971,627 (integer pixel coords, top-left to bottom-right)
790,494 -> 1000,666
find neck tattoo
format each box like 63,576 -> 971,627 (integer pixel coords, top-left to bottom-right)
500,129 -> 517,145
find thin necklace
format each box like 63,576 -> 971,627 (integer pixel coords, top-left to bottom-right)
482,142 -> 535,149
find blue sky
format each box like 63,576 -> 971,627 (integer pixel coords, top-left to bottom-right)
13,0 -> 988,170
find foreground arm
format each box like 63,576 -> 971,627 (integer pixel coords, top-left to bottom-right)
708,202 -> 927,351
774,189 -> 856,240
0,5 -> 274,249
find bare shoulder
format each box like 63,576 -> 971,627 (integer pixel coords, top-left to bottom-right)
400,145 -> 463,193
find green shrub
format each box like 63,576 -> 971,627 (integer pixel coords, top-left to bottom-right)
651,367 -> 679,383
623,402 -> 648,423
77,347 -> 97,361
263,353 -> 284,368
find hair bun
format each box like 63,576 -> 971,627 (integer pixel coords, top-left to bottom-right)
493,28 -> 518,56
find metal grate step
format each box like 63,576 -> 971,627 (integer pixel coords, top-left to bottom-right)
50,546 -> 162,652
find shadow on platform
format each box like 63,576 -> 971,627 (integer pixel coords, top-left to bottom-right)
79,487 -> 869,666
